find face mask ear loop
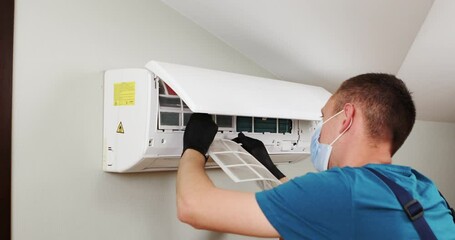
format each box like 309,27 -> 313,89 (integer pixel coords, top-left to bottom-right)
322,110 -> 344,125
330,118 -> 353,146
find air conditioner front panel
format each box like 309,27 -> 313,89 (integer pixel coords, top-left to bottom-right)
104,63 -> 331,173
146,61 -> 331,120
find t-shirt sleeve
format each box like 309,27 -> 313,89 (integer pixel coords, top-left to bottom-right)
256,168 -> 353,239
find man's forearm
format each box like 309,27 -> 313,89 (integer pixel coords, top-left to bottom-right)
176,149 -> 280,237
176,149 -> 215,227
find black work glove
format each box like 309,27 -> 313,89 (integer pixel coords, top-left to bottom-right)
183,113 -> 218,158
232,133 -> 286,180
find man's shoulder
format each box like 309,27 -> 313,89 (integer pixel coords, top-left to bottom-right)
327,164 -> 419,182
292,164 -> 426,190
360,163 -> 435,185
290,167 -> 356,189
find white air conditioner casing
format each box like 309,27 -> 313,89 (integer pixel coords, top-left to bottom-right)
103,61 -> 331,172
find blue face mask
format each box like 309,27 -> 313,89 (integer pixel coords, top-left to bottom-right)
310,110 -> 351,172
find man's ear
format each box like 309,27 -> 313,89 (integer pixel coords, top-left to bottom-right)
339,103 -> 354,133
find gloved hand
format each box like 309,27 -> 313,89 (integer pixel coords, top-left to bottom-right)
183,113 -> 218,158
232,133 -> 286,180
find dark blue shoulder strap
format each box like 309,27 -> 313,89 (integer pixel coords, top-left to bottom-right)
366,167 -> 437,240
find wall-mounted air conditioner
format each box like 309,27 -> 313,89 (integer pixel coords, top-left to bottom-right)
103,61 -> 331,172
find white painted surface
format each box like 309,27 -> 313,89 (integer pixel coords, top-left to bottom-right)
147,60 -> 331,120
12,0 -> 455,240
13,0 -> 276,239
398,0 -> 455,122
160,0 -> 454,122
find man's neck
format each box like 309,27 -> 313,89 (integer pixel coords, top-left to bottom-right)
331,139 -> 392,168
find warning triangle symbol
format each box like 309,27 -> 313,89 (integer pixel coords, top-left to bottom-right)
116,121 -> 125,134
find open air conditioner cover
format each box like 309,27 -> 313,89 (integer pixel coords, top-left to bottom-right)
103,61 -> 332,173
146,61 -> 331,120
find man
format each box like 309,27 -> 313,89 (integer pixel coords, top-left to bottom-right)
176,73 -> 455,239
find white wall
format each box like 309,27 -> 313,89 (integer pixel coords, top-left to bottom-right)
12,0 -> 455,240
12,0 -> 275,240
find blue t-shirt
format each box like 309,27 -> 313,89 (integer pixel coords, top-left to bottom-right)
256,164 -> 455,239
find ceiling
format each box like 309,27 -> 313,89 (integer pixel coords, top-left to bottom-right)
161,0 -> 455,123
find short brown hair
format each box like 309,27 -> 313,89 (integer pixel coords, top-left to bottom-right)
332,73 -> 415,155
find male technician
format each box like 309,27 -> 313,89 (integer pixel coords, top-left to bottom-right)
176,73 -> 455,239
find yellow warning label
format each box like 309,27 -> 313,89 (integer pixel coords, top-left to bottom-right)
114,82 -> 135,106
116,122 -> 125,134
